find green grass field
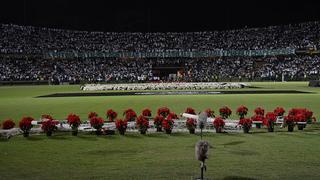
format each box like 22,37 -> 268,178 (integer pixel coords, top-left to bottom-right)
0,82 -> 319,121
0,82 -> 320,179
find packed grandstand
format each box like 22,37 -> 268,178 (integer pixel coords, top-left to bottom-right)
0,21 -> 319,84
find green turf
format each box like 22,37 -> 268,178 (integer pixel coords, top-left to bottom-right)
0,82 -> 319,122
0,82 -> 320,179
1,125 -> 320,180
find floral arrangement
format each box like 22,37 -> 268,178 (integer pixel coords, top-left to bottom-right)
153,115 -> 165,131
186,118 -> 197,133
67,113 -> 81,135
106,109 -> 117,122
284,115 -> 296,132
88,112 -> 98,119
205,108 -> 215,118
213,116 -> 225,133
289,108 -> 309,130
288,108 -> 314,124
19,117 -> 34,137
41,116 -> 59,136
90,116 -> 105,135
251,115 -> 264,122
236,105 -> 248,118
239,118 -> 252,126
185,107 -> 196,115
265,112 -> 277,121
162,118 -> 174,134
254,107 -> 265,116
219,106 -> 232,119
167,112 -> 178,120
115,119 -> 128,135
251,115 -> 264,128
123,108 -> 137,121
274,107 -> 285,116
284,115 -> 295,125
142,108 -> 152,117
136,115 -> 149,134
238,118 -> 252,133
213,117 -> 225,128
288,108 -> 300,116
67,113 -> 81,128
2,119 -> 15,129
294,113 -> 306,122
264,112 -> 277,132
264,112 -> 277,125
157,107 -> 170,117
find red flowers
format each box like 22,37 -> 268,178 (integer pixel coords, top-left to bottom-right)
288,108 -> 300,116
88,112 -> 98,119
239,118 -> 253,133
219,106 -> 232,119
236,105 -> 248,118
115,119 -> 128,134
238,118 -> 253,128
254,107 -> 265,116
185,107 -> 196,115
288,108 -> 314,122
90,116 -> 105,130
264,112 -> 277,127
136,115 -> 149,127
67,113 -> 81,128
251,115 -> 264,122
153,115 -> 165,128
41,118 -> 59,134
163,112 -> 176,131
274,107 -> 285,116
284,115 -> 295,125
136,115 -> 149,133
106,109 -> 117,122
213,116 -> 225,128
19,117 -> 34,136
294,113 -> 306,122
157,107 -> 170,117
186,118 -> 197,130
265,112 -> 277,122
123,109 -> 137,121
162,118 -> 174,131
305,109 -> 313,123
205,108 -> 215,118
2,119 -> 15,129
115,119 -> 128,129
142,108 -> 152,117
167,112 -> 178,120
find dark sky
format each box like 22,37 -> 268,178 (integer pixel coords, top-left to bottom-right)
0,0 -> 320,32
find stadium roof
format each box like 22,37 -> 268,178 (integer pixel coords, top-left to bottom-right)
1,0 -> 320,32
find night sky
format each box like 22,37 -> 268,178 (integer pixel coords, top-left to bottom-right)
1,0 -> 320,32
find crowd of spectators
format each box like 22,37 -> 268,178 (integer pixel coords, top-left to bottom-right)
183,56 -> 320,82
0,21 -> 320,84
0,21 -> 319,54
0,58 -> 152,83
1,56 -> 319,83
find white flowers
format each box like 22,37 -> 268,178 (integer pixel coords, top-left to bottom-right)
82,82 -> 250,91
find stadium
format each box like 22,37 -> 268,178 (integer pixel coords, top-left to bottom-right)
0,1 -> 320,179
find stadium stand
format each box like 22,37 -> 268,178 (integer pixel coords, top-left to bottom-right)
0,21 -> 319,84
